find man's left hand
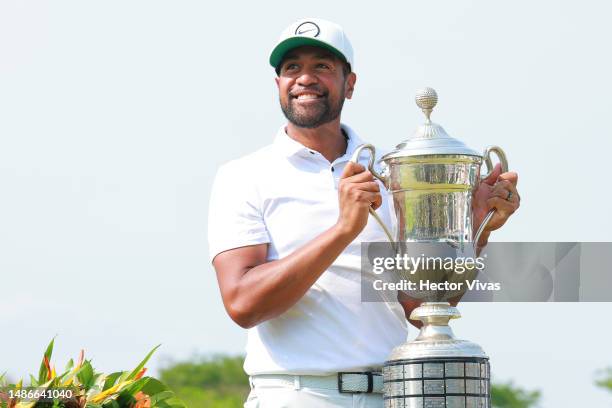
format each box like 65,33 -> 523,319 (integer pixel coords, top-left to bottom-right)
472,163 -> 520,247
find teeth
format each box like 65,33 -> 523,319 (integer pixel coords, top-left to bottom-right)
296,94 -> 320,100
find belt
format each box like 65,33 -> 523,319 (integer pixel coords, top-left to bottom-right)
250,372 -> 383,394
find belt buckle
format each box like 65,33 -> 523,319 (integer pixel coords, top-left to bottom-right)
337,372 -> 373,394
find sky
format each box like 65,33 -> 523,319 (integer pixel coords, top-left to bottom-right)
1,1 -> 611,407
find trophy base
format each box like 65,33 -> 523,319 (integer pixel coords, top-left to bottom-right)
383,357 -> 490,408
383,302 -> 491,408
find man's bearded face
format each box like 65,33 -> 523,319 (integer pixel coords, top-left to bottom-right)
279,82 -> 345,128
276,46 -> 351,129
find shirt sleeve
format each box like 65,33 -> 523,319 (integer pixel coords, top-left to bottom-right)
208,161 -> 271,263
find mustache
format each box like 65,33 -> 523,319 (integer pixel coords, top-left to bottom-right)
289,87 -> 327,97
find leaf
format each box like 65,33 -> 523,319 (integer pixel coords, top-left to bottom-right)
37,338 -> 55,384
126,345 -> 160,381
56,367 -> 73,385
77,361 -> 95,390
100,400 -> 120,408
149,390 -> 175,404
64,359 -> 74,373
89,380 -> 134,403
120,377 -> 149,396
115,391 -> 136,407
102,372 -> 123,392
139,377 -> 169,397
152,398 -> 187,408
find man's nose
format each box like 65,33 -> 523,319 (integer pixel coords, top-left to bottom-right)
296,71 -> 318,86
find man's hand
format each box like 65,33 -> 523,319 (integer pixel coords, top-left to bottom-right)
336,162 -> 382,238
473,163 -> 520,247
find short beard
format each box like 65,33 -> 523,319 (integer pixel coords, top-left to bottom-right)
280,92 -> 345,129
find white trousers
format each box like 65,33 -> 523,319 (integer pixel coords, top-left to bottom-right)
245,376 -> 383,408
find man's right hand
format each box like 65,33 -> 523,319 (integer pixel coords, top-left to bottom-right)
336,162 -> 382,238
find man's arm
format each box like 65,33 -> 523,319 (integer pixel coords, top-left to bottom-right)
213,162 -> 381,329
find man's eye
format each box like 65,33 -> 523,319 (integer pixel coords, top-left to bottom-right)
284,63 -> 299,71
317,63 -> 330,69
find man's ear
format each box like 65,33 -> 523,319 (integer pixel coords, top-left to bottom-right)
345,72 -> 357,99
275,77 -> 280,88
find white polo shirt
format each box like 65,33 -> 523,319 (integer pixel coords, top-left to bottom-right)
208,124 -> 408,376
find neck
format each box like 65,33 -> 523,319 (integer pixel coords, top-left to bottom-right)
285,119 -> 347,163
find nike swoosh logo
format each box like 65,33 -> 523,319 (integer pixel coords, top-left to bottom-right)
297,28 -> 317,35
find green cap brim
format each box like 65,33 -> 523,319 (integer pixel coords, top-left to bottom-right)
269,37 -> 348,71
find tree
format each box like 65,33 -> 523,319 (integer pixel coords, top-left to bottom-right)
491,381 -> 541,408
595,367 -> 612,393
159,355 -> 249,408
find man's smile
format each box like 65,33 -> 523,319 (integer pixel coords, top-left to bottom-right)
295,93 -> 321,100
290,90 -> 327,104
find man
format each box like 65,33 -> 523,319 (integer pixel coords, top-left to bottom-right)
208,18 -> 520,408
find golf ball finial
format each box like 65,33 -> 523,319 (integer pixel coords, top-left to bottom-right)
415,87 -> 438,122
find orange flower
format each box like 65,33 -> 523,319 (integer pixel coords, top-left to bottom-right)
133,391 -> 151,408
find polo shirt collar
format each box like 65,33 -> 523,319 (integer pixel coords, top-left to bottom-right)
273,124 -> 365,161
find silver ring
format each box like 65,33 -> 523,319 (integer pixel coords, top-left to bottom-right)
506,191 -> 513,201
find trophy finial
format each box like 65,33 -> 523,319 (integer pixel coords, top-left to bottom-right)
415,87 -> 438,122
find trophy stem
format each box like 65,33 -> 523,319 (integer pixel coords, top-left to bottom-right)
410,302 -> 461,342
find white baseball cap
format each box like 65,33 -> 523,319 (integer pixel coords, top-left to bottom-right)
269,18 -> 354,72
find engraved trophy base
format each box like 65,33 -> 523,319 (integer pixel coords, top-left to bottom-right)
383,302 -> 491,408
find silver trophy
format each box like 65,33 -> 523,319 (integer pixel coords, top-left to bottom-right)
351,88 -> 508,408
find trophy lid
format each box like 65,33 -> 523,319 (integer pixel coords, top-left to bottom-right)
381,88 -> 480,161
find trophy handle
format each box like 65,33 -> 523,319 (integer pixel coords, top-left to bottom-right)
474,146 -> 509,249
480,146 -> 508,181
350,144 -> 394,243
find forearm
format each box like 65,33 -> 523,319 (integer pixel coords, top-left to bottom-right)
227,224 -> 356,328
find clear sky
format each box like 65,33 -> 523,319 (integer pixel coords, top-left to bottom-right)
1,1 -> 611,407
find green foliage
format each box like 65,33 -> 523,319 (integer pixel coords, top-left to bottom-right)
595,367 -> 612,392
159,355 -> 249,408
491,381 -> 541,408
0,340 -> 186,408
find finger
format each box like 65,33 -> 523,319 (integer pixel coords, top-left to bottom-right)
353,191 -> 381,204
484,201 -> 516,230
491,180 -> 514,196
482,163 -> 502,186
344,170 -> 375,183
354,181 -> 380,193
486,197 -> 518,217
491,181 -> 519,202
340,162 -> 366,179
371,193 -> 383,210
488,209 -> 514,230
497,171 -> 519,187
